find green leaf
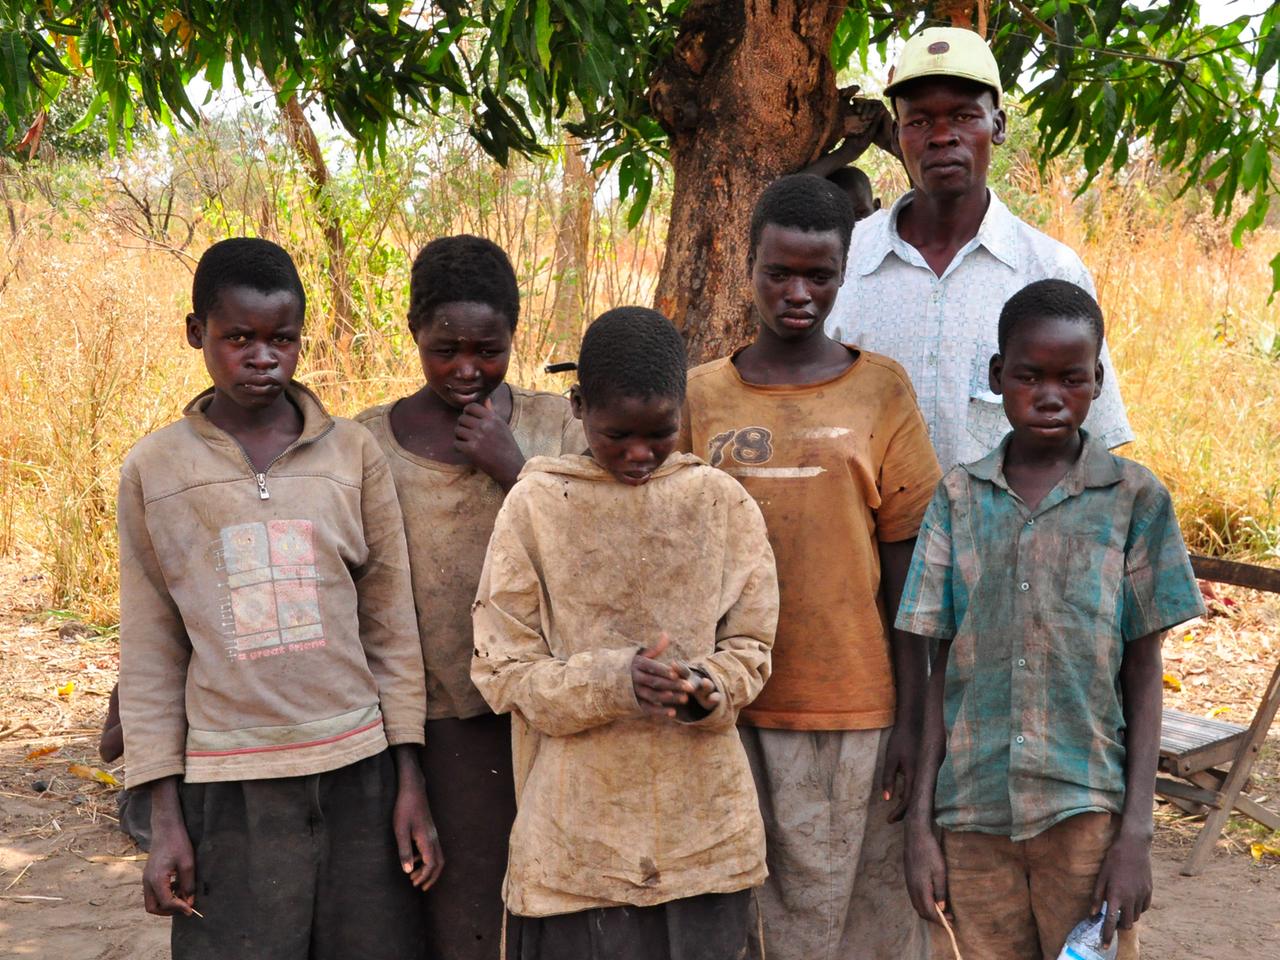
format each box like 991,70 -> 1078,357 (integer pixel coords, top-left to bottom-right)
534,0 -> 552,72
1242,138 -> 1269,192
1269,251 -> 1280,297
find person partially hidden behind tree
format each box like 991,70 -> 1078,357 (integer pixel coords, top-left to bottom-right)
99,682 -> 152,851
898,280 -> 1205,959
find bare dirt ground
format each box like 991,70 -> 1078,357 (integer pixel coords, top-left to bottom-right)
1,555 -> 1278,959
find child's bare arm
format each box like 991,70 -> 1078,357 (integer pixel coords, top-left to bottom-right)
905,638 -> 950,925
142,776 -> 195,917
1094,630 -> 1163,946
391,744 -> 444,891
100,683 -> 124,764
880,536 -> 927,821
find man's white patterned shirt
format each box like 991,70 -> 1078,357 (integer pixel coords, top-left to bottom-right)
825,190 -> 1133,469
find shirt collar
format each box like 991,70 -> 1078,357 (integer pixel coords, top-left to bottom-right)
856,189 -> 1020,276
963,429 -> 1123,497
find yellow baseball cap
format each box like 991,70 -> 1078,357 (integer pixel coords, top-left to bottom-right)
884,26 -> 1002,107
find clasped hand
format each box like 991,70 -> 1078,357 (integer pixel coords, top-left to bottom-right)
631,632 -> 721,720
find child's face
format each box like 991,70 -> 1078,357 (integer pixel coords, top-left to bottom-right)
571,391 -> 682,486
415,302 -> 513,409
850,185 -> 880,222
186,285 -> 303,411
750,225 -> 845,341
989,316 -> 1103,452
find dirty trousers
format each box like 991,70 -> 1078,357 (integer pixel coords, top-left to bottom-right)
505,890 -> 753,960
171,750 -> 424,960
739,725 -> 928,960
943,811 -> 1140,960
421,713 -> 517,960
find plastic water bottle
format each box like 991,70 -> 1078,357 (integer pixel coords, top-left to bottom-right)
1057,903 -> 1118,960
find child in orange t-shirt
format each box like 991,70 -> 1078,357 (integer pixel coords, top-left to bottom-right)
681,174 -> 942,960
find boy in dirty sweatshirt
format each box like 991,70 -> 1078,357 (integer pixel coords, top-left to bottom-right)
471,307 -> 779,960
117,238 -> 436,960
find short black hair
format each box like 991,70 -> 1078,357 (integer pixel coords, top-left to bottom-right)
576,307 -> 687,407
827,165 -> 873,202
409,235 -> 520,334
998,279 -> 1105,357
749,174 -> 855,263
192,237 -> 306,320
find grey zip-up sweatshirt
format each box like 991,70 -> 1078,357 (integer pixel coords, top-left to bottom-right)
118,383 -> 427,788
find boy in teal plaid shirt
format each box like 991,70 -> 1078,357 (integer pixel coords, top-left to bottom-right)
898,280 -> 1204,960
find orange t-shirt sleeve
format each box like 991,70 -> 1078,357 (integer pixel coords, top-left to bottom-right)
875,380 -> 943,543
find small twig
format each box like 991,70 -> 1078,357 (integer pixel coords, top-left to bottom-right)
0,721 -> 38,740
2,862 -> 31,891
935,902 -> 964,960
191,907 -> 205,919
0,894 -> 63,901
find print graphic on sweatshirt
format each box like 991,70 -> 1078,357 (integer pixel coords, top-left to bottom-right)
215,519 -> 326,659
707,425 -> 834,479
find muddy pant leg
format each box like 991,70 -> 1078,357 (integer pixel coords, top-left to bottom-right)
741,726 -> 894,960
1026,813 -> 1140,960
942,829 -> 1040,960
840,727 -> 929,960
172,777 -> 317,960
422,714 -> 517,960
311,750 -> 426,960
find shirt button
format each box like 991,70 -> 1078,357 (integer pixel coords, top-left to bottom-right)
1019,581 -> 1030,592
1018,658 -> 1027,667
1015,735 -> 1025,744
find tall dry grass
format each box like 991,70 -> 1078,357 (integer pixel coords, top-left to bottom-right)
0,138 -> 1277,623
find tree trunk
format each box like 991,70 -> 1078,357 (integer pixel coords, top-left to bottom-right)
649,2 -> 851,364
276,92 -> 356,358
548,137 -> 594,345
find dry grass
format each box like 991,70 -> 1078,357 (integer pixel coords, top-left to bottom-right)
1,146 -> 1279,621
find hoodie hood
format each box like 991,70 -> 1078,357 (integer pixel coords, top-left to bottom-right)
519,452 -> 704,483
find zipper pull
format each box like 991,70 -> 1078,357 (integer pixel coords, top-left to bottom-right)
255,473 -> 270,500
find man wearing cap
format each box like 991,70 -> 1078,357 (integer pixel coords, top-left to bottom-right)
825,26 -> 1132,470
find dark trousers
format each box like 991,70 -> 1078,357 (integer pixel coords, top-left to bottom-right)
505,890 -> 754,960
172,750 -> 424,960
421,713 -> 518,960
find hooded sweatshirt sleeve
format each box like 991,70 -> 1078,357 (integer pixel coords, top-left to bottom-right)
471,487 -> 641,736
117,461 -> 192,788
681,485 -> 778,731
354,440 -> 427,746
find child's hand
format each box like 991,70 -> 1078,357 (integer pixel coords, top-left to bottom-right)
392,752 -> 445,892
143,787 -> 196,917
455,398 -> 525,490
904,817 -> 949,926
1092,830 -> 1152,946
881,724 -> 918,823
673,661 -> 721,713
631,633 -> 694,720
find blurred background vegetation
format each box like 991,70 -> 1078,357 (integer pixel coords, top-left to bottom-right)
0,79 -> 1277,624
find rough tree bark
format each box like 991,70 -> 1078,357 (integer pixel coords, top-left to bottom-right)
276,92 -> 357,358
648,1 -> 884,364
548,136 -> 594,345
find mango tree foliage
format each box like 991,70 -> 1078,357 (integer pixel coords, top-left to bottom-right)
2,2 -> 1280,323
